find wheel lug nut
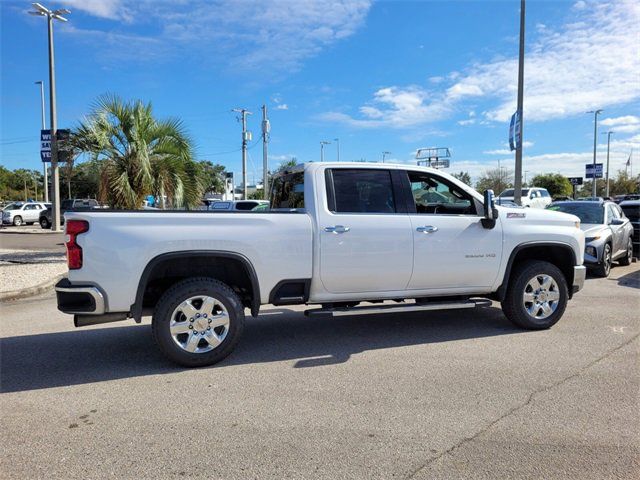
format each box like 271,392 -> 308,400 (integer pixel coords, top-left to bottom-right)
190,318 -> 194,322
203,314 -> 207,318
189,325 -> 193,329
196,314 -> 200,318
208,319 -> 212,323
207,327 -> 211,330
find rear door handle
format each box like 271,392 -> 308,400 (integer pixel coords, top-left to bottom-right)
416,226 -> 438,234
325,225 -> 350,234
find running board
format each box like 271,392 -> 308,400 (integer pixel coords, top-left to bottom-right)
304,299 -> 492,319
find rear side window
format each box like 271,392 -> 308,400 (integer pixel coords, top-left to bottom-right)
329,169 -> 396,213
540,189 -> 550,198
235,201 -> 257,211
212,202 -> 231,210
270,172 -> 304,210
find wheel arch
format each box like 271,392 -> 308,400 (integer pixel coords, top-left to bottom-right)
131,251 -> 260,322
496,242 -> 577,301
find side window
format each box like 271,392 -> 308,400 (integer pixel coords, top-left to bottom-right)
541,190 -> 550,198
212,202 -> 231,210
235,202 -> 257,211
407,171 -> 476,215
607,204 -> 618,221
614,204 -> 625,218
25,205 -> 36,210
329,169 -> 396,214
270,172 -> 304,210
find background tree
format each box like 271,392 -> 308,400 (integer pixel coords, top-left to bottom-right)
475,168 -> 513,194
199,161 -> 227,194
529,173 -> 572,198
71,94 -> 203,209
451,171 -> 472,186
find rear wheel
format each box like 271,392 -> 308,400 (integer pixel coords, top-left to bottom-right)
40,217 -> 51,229
593,243 -> 612,277
501,260 -> 568,330
618,237 -> 633,266
12,216 -> 23,226
152,277 -> 245,367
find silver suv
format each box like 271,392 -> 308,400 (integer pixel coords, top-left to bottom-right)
2,202 -> 49,226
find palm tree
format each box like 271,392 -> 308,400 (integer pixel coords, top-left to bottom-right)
71,94 -> 203,209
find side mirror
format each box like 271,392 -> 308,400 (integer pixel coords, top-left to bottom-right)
610,218 -> 625,225
482,189 -> 497,229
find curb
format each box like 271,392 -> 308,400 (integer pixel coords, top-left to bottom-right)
0,274 -> 64,302
0,229 -> 62,235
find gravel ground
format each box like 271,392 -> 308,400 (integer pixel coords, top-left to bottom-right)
0,249 -> 66,293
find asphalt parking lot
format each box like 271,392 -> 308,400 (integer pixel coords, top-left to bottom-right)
1,264 -> 639,479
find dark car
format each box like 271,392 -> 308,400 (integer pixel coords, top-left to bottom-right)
547,200 -> 634,277
620,200 -> 640,258
39,198 -> 100,229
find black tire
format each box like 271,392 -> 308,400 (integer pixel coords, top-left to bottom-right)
13,216 -> 23,226
618,237 -> 633,266
152,277 -> 245,367
501,260 -> 568,330
593,243 -> 612,277
40,217 -> 51,229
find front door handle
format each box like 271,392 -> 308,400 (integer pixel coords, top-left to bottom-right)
416,225 -> 438,234
325,225 -> 350,234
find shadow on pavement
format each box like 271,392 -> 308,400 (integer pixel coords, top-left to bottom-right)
1,306 -> 521,393
615,268 -> 640,289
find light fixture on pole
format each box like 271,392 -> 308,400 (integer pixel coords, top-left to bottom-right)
320,141 -> 331,162
29,2 -> 70,232
34,80 -> 48,203
334,138 -> 340,162
602,131 -> 614,198
382,151 -> 391,163
587,109 -> 603,198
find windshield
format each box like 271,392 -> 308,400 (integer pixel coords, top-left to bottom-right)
548,203 -> 604,224
3,203 -> 23,210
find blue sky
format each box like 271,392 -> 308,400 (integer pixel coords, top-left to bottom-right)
1,0 -> 639,184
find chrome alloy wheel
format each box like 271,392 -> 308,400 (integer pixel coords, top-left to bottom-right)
169,295 -> 230,354
522,274 -> 560,320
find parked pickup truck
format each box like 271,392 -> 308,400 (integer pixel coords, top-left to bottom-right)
56,162 -> 586,367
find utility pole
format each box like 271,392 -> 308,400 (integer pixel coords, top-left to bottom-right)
261,105 -> 270,200
35,80 -> 48,202
320,141 -> 331,162
588,109 -> 603,197
334,138 -> 340,162
382,151 -> 391,163
29,3 -> 70,232
34,174 -> 38,200
513,0 -> 525,206
233,108 -> 252,200
603,131 -> 614,197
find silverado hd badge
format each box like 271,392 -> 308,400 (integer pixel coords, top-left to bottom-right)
506,212 -> 526,218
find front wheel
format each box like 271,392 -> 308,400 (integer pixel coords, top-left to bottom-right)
12,216 -> 23,226
593,243 -> 612,277
618,238 -> 633,266
152,277 -> 245,367
501,260 -> 568,330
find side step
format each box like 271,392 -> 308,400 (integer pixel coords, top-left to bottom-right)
304,299 -> 492,319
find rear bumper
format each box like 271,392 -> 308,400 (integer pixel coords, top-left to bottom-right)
55,278 -> 105,315
572,265 -> 587,294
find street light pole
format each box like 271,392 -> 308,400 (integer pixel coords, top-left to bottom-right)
29,3 -> 70,232
232,108 -> 252,200
588,109 -> 603,197
334,138 -> 340,162
382,151 -> 391,163
513,0 -> 526,206
603,131 -> 614,197
320,141 -> 331,162
35,80 -> 48,203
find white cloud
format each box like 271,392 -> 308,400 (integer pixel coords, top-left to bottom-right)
275,104 -> 289,110
322,1 -> 640,128
59,0 -> 372,73
60,0 -> 131,22
600,115 -> 640,133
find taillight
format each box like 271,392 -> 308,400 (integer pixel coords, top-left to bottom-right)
65,220 -> 89,270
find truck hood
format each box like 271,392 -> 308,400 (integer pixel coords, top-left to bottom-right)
496,204 -> 579,227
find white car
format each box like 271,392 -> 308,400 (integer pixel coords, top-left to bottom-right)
2,202 -> 49,226
498,187 -> 552,208
55,162 -> 585,367
206,200 -> 270,211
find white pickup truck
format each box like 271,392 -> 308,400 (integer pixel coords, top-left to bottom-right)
56,162 -> 586,366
